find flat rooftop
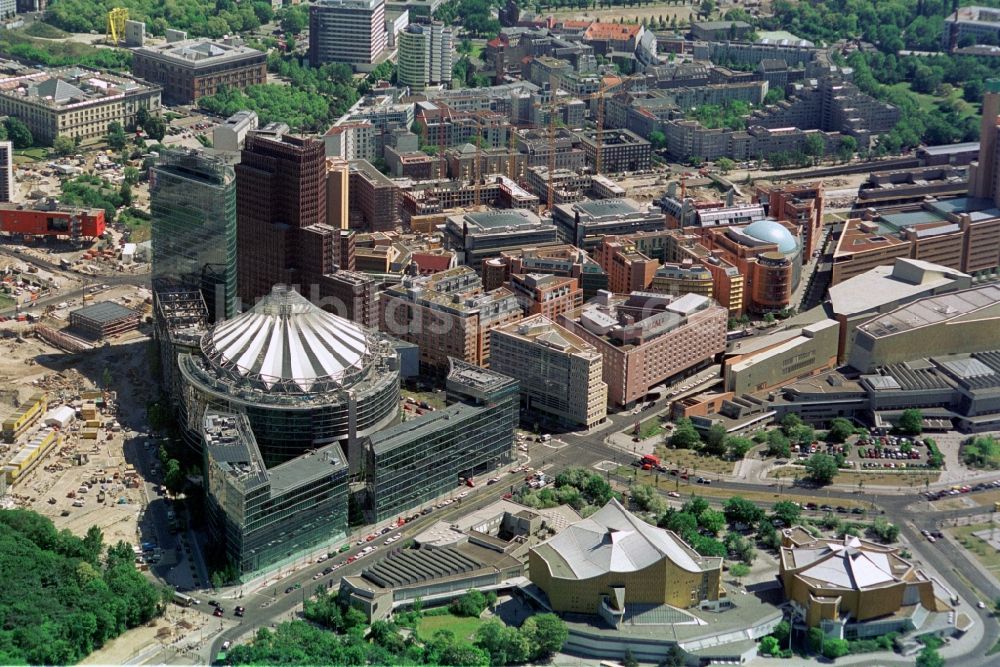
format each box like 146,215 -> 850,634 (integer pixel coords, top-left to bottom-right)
134,38 -> 264,66
828,258 -> 970,317
559,198 -> 646,220
267,442 -> 348,494
70,301 -> 138,324
460,209 -> 545,231
494,314 -> 598,357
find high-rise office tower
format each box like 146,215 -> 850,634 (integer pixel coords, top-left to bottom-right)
970,80 -> 1000,205
309,0 -> 388,72
236,124 -> 375,325
151,148 -> 238,321
397,22 -> 453,90
0,141 -> 12,203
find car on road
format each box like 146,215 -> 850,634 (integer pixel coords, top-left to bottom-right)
978,600 -> 987,609
208,600 -> 219,607
667,491 -> 681,498
222,641 -> 231,650
313,572 -> 322,580
235,606 -> 245,617
213,608 -> 223,617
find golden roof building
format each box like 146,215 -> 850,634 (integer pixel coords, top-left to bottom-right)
779,527 -> 953,639
528,499 -> 724,627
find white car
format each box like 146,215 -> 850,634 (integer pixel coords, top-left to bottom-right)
977,601 -> 987,609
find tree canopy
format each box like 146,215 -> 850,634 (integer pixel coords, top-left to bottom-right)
46,0 -> 274,38
805,452 -> 839,485
0,510 -> 163,665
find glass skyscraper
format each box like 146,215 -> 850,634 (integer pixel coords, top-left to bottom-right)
151,149 -> 238,321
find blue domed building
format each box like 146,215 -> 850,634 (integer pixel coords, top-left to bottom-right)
708,218 -> 803,314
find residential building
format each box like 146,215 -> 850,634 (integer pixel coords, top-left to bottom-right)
397,22 -> 453,90
0,67 -> 161,145
379,266 -> 523,373
203,413 -> 349,579
131,38 -> 266,104
482,244 -> 608,297
348,159 -> 400,232
780,528 -> 952,638
491,315 -> 606,428
575,129 -> 651,173
507,273 -> 583,319
559,291 -> 727,407
594,236 -> 659,294
324,121 -> 378,162
444,209 -> 558,268
365,359 -> 517,521
212,110 -> 259,152
309,0 -> 388,72
650,261 -> 714,299
691,20 -> 752,41
552,198 -> 665,250
151,149 -> 238,321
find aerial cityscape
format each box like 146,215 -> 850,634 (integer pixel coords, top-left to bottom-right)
2,1 -> 1000,666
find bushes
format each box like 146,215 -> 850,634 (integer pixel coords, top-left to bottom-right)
449,590 -> 496,618
962,436 -> 1000,469
924,438 -> 944,469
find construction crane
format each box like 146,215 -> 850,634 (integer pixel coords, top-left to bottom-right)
106,8 -> 128,46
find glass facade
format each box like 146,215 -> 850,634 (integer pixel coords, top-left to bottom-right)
204,414 -> 349,579
367,361 -> 518,522
151,149 -> 238,321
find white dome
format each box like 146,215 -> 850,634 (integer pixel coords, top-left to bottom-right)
203,285 -> 371,393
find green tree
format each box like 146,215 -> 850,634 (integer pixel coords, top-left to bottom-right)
649,130 -> 667,150
826,418 -> 855,443
4,117 -> 32,149
450,590 -> 488,617
780,413 -> 802,434
766,429 -> 792,458
143,114 -> 167,142
702,423 -> 728,456
475,621 -> 530,666
916,647 -> 944,667
804,133 -> 825,164
698,508 -> 726,535
898,408 -> 922,435
771,500 -> 801,526
119,181 -> 134,208
805,453 -> 839,485
726,436 -> 753,460
164,459 -> 185,494
837,135 -> 858,162
716,157 -> 735,174
107,121 -> 127,151
101,366 -> 113,389
623,648 -> 639,667
522,613 -> 568,660
759,635 -> 779,656
823,638 -> 850,659
53,135 -> 75,156
669,418 -> 701,449
723,497 -> 765,529
729,562 -> 750,582
869,517 -> 900,543
807,626 -> 824,654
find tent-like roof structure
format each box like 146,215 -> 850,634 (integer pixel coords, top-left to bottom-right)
531,498 -> 720,580
781,533 -> 912,592
201,285 -> 374,394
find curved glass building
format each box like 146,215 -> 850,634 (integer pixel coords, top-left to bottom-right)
179,285 -> 400,467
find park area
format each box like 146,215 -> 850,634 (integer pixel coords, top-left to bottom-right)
417,612 -> 486,641
950,522 -> 1000,584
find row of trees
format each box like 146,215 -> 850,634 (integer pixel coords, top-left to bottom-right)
0,510 -> 163,665
46,0 -> 275,39
435,0 -> 502,38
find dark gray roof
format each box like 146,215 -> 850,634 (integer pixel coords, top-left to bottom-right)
70,301 -> 138,324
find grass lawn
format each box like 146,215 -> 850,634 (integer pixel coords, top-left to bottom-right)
654,446 -> 735,476
770,465 -> 939,488
950,522 -> 1000,581
886,82 -> 979,119
0,294 -> 14,310
970,488 -> 1000,508
13,147 -> 48,163
634,416 -> 664,440
417,613 -> 485,641
20,21 -> 69,39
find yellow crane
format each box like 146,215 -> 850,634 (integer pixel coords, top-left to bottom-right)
106,8 -> 128,46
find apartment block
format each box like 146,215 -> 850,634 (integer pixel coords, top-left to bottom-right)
482,244 -> 608,297
379,266 -> 523,373
552,198 -> 666,250
594,236 -> 659,294
309,0 -> 388,72
650,261 -> 714,299
559,291 -> 728,407
491,315 -> 607,428
575,129 -> 651,173
508,273 -> 583,319
132,38 -> 266,104
444,209 -> 558,268
348,159 -> 400,232
397,22 -> 453,90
